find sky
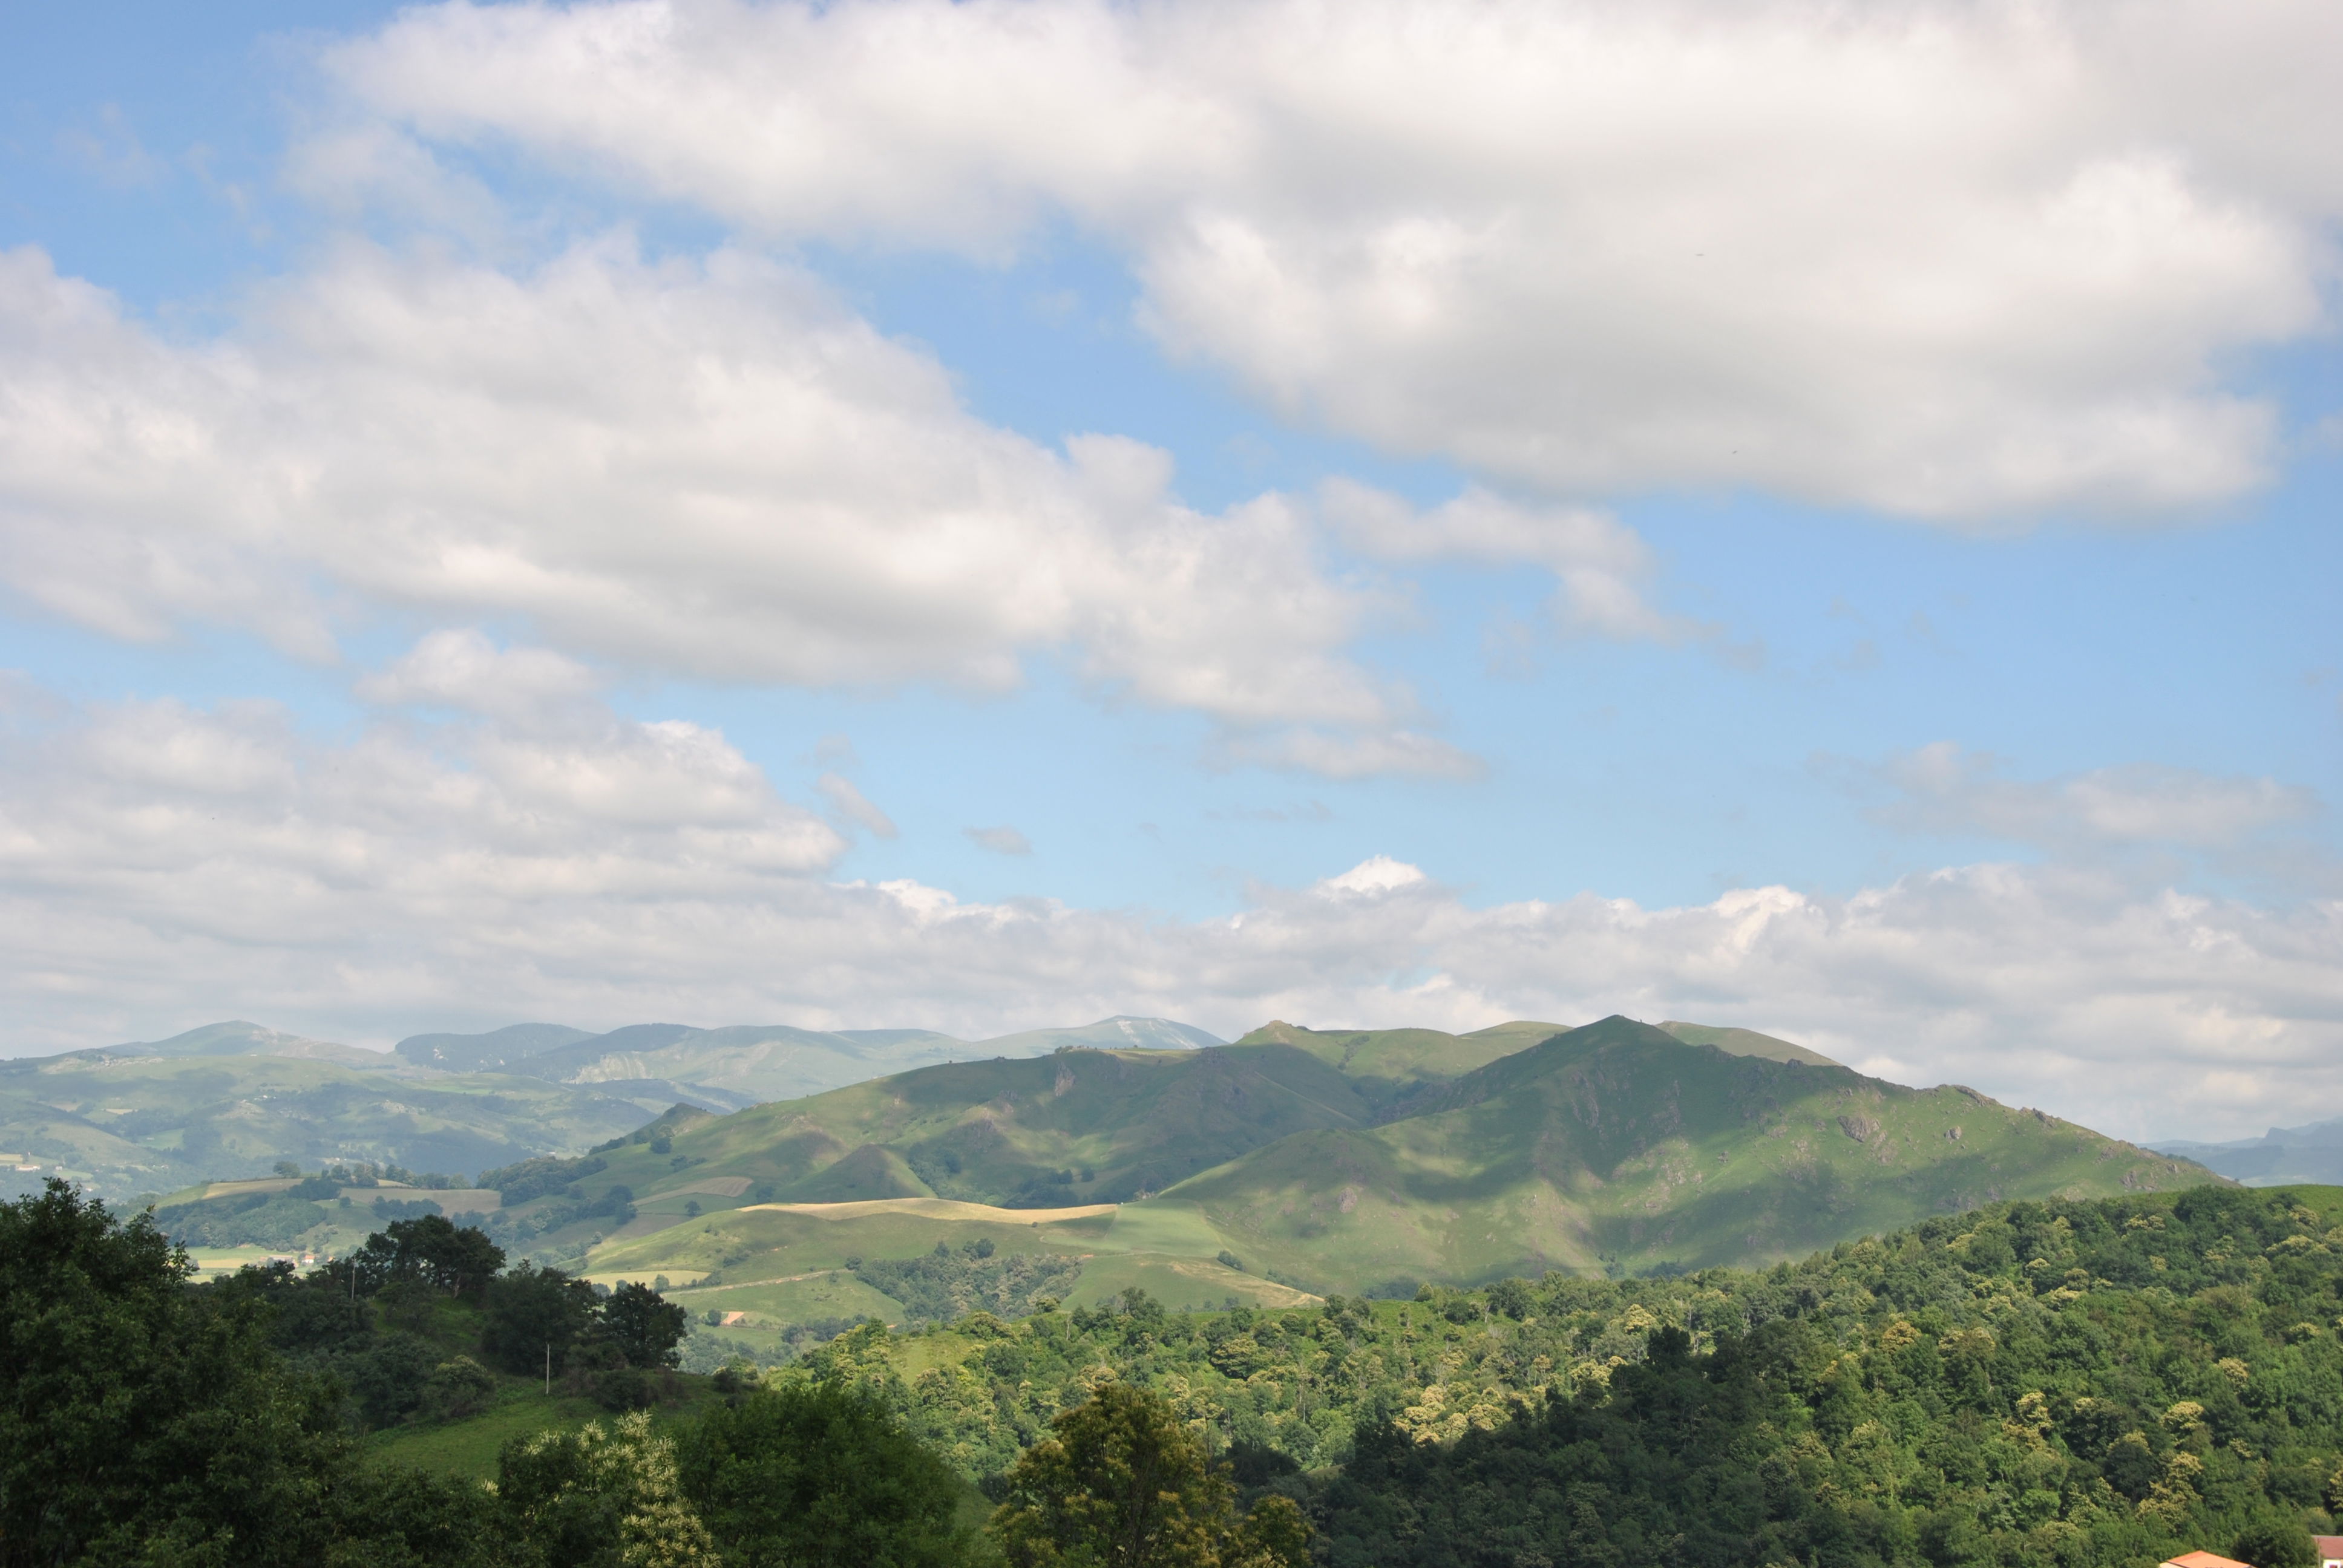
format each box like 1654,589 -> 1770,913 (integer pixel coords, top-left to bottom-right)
1,0 -> 2338,1141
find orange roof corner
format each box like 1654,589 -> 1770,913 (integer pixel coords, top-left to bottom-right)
2162,1552 -> 2252,1568
2313,1538 -> 2343,1564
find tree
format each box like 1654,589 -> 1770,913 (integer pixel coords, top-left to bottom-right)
480,1260 -> 600,1376
0,1179 -> 510,1567
498,1411 -> 718,1568
2234,1521 -> 2318,1568
600,1279 -> 690,1369
353,1214 -> 505,1298
678,1380 -> 970,1568
991,1382 -> 1307,1568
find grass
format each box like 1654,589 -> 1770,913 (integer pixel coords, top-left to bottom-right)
366,1379 -> 723,1481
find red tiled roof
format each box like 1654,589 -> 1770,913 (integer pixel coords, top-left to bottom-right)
2163,1553 -> 2252,1568
2312,1537 -> 2343,1564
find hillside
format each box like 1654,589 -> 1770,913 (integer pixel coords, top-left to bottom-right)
395,1014 -> 1226,1111
1164,1016 -> 2210,1288
569,1039 -> 1376,1214
562,1015 -> 2215,1315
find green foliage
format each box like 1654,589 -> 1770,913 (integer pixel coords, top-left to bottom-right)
494,1411 -> 719,1568
677,1382 -> 972,1568
355,1214 -> 506,1298
990,1383 -> 1309,1568
0,1179 -> 496,1566
478,1152 -> 608,1207
779,1183 -> 2343,1568
602,1279 -> 692,1370
480,1261 -> 601,1376
155,1189 -> 330,1247
854,1239 -> 1086,1325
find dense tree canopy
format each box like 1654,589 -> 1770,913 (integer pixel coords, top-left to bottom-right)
677,1380 -> 970,1568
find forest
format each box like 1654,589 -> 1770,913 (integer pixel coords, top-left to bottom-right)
4,1178 -> 2340,1568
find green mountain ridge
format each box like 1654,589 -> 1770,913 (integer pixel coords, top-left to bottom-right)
559,1015 -> 2214,1309
1161,1015 -> 2204,1287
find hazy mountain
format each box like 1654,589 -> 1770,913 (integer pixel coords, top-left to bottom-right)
110,1021 -> 402,1070
398,1015 -> 1225,1112
392,1022 -> 595,1073
2148,1117 -> 2343,1186
0,1044 -> 652,1203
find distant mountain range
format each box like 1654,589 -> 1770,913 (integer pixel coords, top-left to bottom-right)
2148,1118 -> 2343,1186
0,1014 -> 1225,1201
390,1015 -> 1225,1111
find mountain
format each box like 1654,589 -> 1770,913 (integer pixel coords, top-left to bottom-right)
399,1016 -> 1225,1112
562,1014 -> 2216,1311
0,1042 -> 655,1203
392,1023 -> 596,1073
2149,1116 -> 2343,1186
1230,1019 -> 1573,1109
605,1036 -> 1371,1209
1656,1019 -> 1841,1067
111,1021 -> 403,1070
1162,1016 -> 2210,1289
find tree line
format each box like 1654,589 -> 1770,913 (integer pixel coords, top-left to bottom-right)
0,1181 -> 1306,1568
6,1178 -> 2343,1568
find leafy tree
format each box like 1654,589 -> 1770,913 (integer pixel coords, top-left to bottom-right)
480,1260 -> 599,1376
497,1411 -> 718,1568
600,1278 -> 690,1369
0,1179 -> 499,1566
353,1214 -> 505,1298
2234,1520 -> 2318,1568
992,1382 -> 1306,1568
678,1381 -> 971,1568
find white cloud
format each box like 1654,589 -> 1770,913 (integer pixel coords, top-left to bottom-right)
0,240 -> 1438,776
1873,742 -> 2324,853
1317,855 -> 1429,897
1320,480 -> 1693,641
965,825 -> 1033,855
817,773 -> 898,839
1207,727 -> 1484,783
1,683 -> 2333,1139
329,0 -> 2342,519
355,627 -> 604,722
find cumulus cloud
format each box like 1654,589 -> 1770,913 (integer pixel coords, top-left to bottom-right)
1870,743 -> 2324,855
329,0 -> 2341,518
1320,480 -> 1694,641
0,682 -> 2334,1139
965,825 -> 1033,855
0,240 -> 1441,774
817,773 -> 899,839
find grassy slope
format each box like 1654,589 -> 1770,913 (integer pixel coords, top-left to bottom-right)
548,1014 -> 2215,1326
1165,1016 -> 2216,1289
586,1193 -> 1312,1324
609,1042 -> 1378,1212
1228,1021 -> 1565,1111
1656,1020 -> 1841,1067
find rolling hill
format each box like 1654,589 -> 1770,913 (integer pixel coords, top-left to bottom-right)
1160,1015 -> 2206,1289
560,1014 -> 2215,1314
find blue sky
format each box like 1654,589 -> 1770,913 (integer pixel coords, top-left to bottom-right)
1,0 -> 2337,1138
